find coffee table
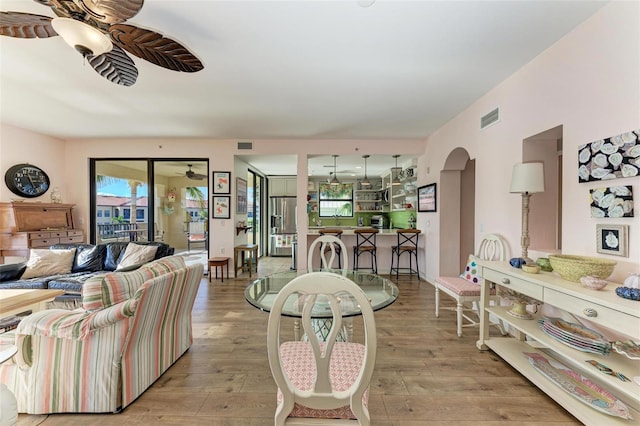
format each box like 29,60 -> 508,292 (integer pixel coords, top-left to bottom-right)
0,289 -> 65,318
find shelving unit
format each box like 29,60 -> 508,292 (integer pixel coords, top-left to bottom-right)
382,166 -> 417,212
355,188 -> 383,212
477,261 -> 640,425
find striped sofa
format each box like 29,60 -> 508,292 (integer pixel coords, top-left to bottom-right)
0,255 -> 204,414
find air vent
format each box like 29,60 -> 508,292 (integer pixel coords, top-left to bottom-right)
480,107 -> 500,129
237,141 -> 253,150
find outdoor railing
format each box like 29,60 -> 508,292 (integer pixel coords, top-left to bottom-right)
97,223 -> 148,241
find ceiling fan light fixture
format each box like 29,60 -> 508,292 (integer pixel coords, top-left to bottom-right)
52,18 -> 113,58
361,155 -> 371,187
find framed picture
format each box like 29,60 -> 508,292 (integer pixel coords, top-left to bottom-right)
236,178 -> 247,214
596,224 -> 628,257
417,183 -> 437,212
212,171 -> 231,194
212,196 -> 230,219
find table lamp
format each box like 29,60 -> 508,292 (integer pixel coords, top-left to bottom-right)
509,162 -> 545,264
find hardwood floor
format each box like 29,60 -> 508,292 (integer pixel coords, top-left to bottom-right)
17,257 -> 578,426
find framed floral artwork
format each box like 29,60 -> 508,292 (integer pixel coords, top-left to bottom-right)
589,185 -> 633,218
212,171 -> 231,194
212,196 -> 230,219
596,224 -> 628,257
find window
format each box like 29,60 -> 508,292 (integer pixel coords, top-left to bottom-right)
123,209 -> 130,220
104,210 -> 110,218
136,208 -> 144,220
319,182 -> 354,217
97,210 -> 103,217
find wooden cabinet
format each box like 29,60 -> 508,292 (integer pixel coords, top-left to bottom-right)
269,177 -> 297,196
0,202 -> 84,262
477,261 -> 639,425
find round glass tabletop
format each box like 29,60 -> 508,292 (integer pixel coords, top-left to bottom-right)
244,269 -> 399,318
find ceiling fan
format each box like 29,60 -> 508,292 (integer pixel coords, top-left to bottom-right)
0,0 -> 204,86
181,164 -> 206,180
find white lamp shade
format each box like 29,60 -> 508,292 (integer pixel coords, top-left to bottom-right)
509,162 -> 545,194
52,18 -> 113,57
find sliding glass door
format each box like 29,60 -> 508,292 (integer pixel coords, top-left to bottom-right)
91,159 -> 208,257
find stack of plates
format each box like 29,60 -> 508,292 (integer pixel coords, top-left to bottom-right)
538,317 -> 611,355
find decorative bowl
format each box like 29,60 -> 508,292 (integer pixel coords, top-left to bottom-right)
579,276 -> 609,290
548,255 -> 616,283
522,264 -> 541,274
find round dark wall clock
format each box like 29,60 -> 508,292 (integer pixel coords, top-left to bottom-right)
4,163 -> 50,198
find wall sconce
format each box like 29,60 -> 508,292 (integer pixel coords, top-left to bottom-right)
510,162 -> 545,263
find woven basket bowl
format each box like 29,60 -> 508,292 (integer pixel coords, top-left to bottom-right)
548,255 -> 616,283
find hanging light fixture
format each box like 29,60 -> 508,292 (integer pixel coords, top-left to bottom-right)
51,18 -> 113,58
361,155 -> 371,187
392,154 -> 402,185
330,155 -> 340,185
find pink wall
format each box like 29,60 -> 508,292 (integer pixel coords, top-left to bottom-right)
0,125 -> 67,202
0,131 -> 424,270
418,2 -> 639,282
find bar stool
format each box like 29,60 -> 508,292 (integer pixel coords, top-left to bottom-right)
318,228 -> 343,269
390,229 -> 421,280
234,244 -> 259,277
353,228 -> 379,274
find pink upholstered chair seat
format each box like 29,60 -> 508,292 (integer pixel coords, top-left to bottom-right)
435,276 -> 497,297
277,341 -> 368,419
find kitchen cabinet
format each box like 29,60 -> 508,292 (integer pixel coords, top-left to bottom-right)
383,166 -> 417,212
269,177 -> 297,196
477,261 -> 639,425
355,189 -> 383,212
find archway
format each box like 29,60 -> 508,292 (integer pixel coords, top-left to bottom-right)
439,148 -> 475,276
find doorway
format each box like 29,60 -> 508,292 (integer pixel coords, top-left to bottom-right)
439,148 -> 475,276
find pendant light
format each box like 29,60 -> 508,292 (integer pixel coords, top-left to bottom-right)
361,155 -> 371,187
392,154 -> 402,185
330,155 -> 340,185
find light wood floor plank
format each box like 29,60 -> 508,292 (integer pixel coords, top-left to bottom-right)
17,257 -> 580,425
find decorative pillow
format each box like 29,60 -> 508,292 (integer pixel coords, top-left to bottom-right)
0,262 -> 26,281
21,248 -> 77,279
460,254 -> 481,285
116,243 -> 158,271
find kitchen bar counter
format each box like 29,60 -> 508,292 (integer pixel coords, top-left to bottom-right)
307,227 -> 400,236
306,227 -> 422,275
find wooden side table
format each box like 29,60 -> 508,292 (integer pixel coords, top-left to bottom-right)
234,244 -> 259,278
208,257 -> 230,282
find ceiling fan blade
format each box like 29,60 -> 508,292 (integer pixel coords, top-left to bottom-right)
0,12 -> 56,38
109,24 -> 204,73
88,45 -> 138,86
75,0 -> 143,24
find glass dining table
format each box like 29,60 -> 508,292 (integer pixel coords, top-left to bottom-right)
244,269 -> 399,341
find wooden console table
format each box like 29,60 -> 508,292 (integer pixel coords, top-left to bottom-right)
477,260 -> 639,425
0,202 -> 84,263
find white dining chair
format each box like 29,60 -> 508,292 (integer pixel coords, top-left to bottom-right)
267,271 -> 377,425
434,233 -> 508,337
308,235 -> 349,275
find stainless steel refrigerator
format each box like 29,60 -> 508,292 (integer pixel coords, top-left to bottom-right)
269,196 -> 297,257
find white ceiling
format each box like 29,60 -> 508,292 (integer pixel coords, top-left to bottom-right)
0,0 -> 606,148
